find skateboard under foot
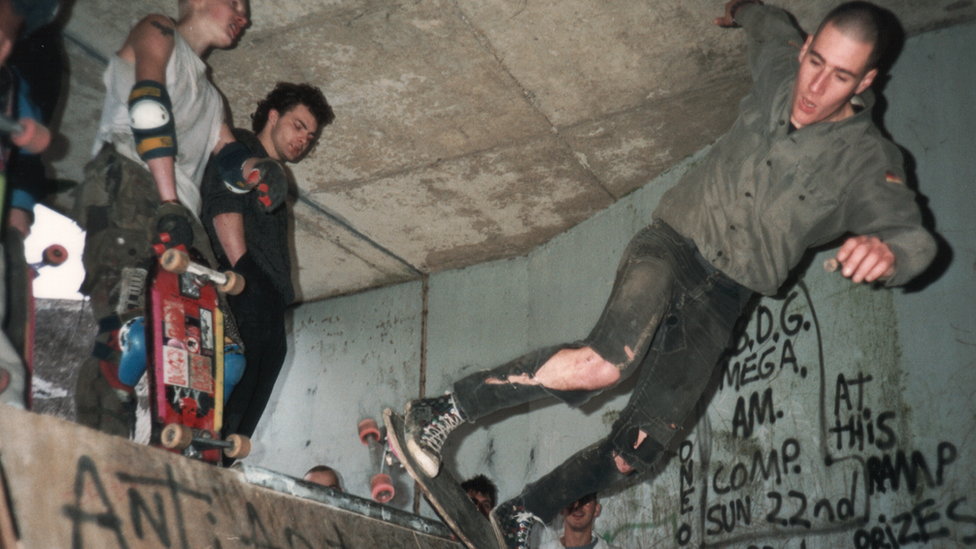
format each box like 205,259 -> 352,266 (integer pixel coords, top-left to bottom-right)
384,408 -> 498,549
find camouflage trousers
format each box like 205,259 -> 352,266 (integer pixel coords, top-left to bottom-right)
71,145 -> 241,436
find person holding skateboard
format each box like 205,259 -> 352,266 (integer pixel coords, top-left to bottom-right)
401,2 -> 937,547
72,0 -> 290,437
200,82 -> 333,447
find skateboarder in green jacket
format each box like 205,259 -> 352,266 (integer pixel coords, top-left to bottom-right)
402,2 -> 937,547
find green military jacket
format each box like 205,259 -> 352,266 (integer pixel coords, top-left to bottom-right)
653,4 -> 936,295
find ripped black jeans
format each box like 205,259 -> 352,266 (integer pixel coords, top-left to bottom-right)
452,221 -> 753,522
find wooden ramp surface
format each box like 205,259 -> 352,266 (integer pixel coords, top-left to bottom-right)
0,406 -> 460,549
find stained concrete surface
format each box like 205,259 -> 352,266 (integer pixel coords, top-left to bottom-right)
22,16 -> 976,548
244,20 -> 976,547
42,0 -> 976,303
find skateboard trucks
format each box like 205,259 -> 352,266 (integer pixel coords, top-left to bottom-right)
161,248 -> 245,295
160,423 -> 251,460
358,418 -> 396,503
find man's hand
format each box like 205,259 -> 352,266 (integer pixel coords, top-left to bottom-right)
151,201 -> 194,255
244,158 -> 287,213
833,235 -> 896,283
714,0 -> 761,28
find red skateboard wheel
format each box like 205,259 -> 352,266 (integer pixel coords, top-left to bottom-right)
42,244 -> 68,266
370,473 -> 395,503
358,418 -> 380,445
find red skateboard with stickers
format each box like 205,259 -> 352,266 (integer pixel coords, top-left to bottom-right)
148,248 -> 249,464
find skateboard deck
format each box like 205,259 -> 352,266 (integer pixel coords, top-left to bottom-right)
147,251 -> 225,464
384,408 -> 498,549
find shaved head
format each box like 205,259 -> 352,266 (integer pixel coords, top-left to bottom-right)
814,2 -> 892,70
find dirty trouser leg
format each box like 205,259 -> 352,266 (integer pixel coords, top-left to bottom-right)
452,221 -> 681,421
515,228 -> 753,521
71,147 -> 150,435
607,252 -> 751,472
222,252 -> 287,439
521,438 -> 630,523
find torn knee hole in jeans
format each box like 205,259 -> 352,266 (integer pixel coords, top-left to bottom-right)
612,430 -> 649,474
485,373 -> 540,385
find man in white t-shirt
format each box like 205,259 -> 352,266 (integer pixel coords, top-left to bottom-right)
539,494 -> 620,549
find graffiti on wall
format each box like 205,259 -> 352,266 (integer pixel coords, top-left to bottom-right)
57,456 -> 341,549
663,282 -> 973,548
0,443 -> 452,549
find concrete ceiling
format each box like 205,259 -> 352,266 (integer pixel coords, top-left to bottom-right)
49,0 -> 974,303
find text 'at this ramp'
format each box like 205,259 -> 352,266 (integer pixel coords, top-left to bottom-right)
0,406 -> 459,548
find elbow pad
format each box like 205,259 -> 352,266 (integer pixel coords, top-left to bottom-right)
128,80 -> 177,162
215,141 -> 253,194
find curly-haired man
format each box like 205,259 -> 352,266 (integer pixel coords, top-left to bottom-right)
201,82 -> 334,446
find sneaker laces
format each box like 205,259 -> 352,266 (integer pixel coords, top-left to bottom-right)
420,399 -> 464,454
512,510 -> 539,542
497,504 -> 541,547
420,404 -> 464,453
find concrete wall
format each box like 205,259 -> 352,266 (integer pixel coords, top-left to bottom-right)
250,22 -> 976,548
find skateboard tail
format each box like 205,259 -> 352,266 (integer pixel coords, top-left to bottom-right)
383,409 -> 499,549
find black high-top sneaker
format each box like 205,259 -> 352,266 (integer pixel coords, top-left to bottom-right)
490,497 -> 543,549
403,394 -> 466,477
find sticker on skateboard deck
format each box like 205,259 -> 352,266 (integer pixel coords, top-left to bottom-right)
384,408 -> 497,549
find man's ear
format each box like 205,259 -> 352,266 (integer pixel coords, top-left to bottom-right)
855,67 -> 878,95
267,108 -> 280,127
798,33 -> 813,63
595,503 -> 602,517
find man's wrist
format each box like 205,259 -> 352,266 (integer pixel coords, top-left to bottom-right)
730,0 -> 763,26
